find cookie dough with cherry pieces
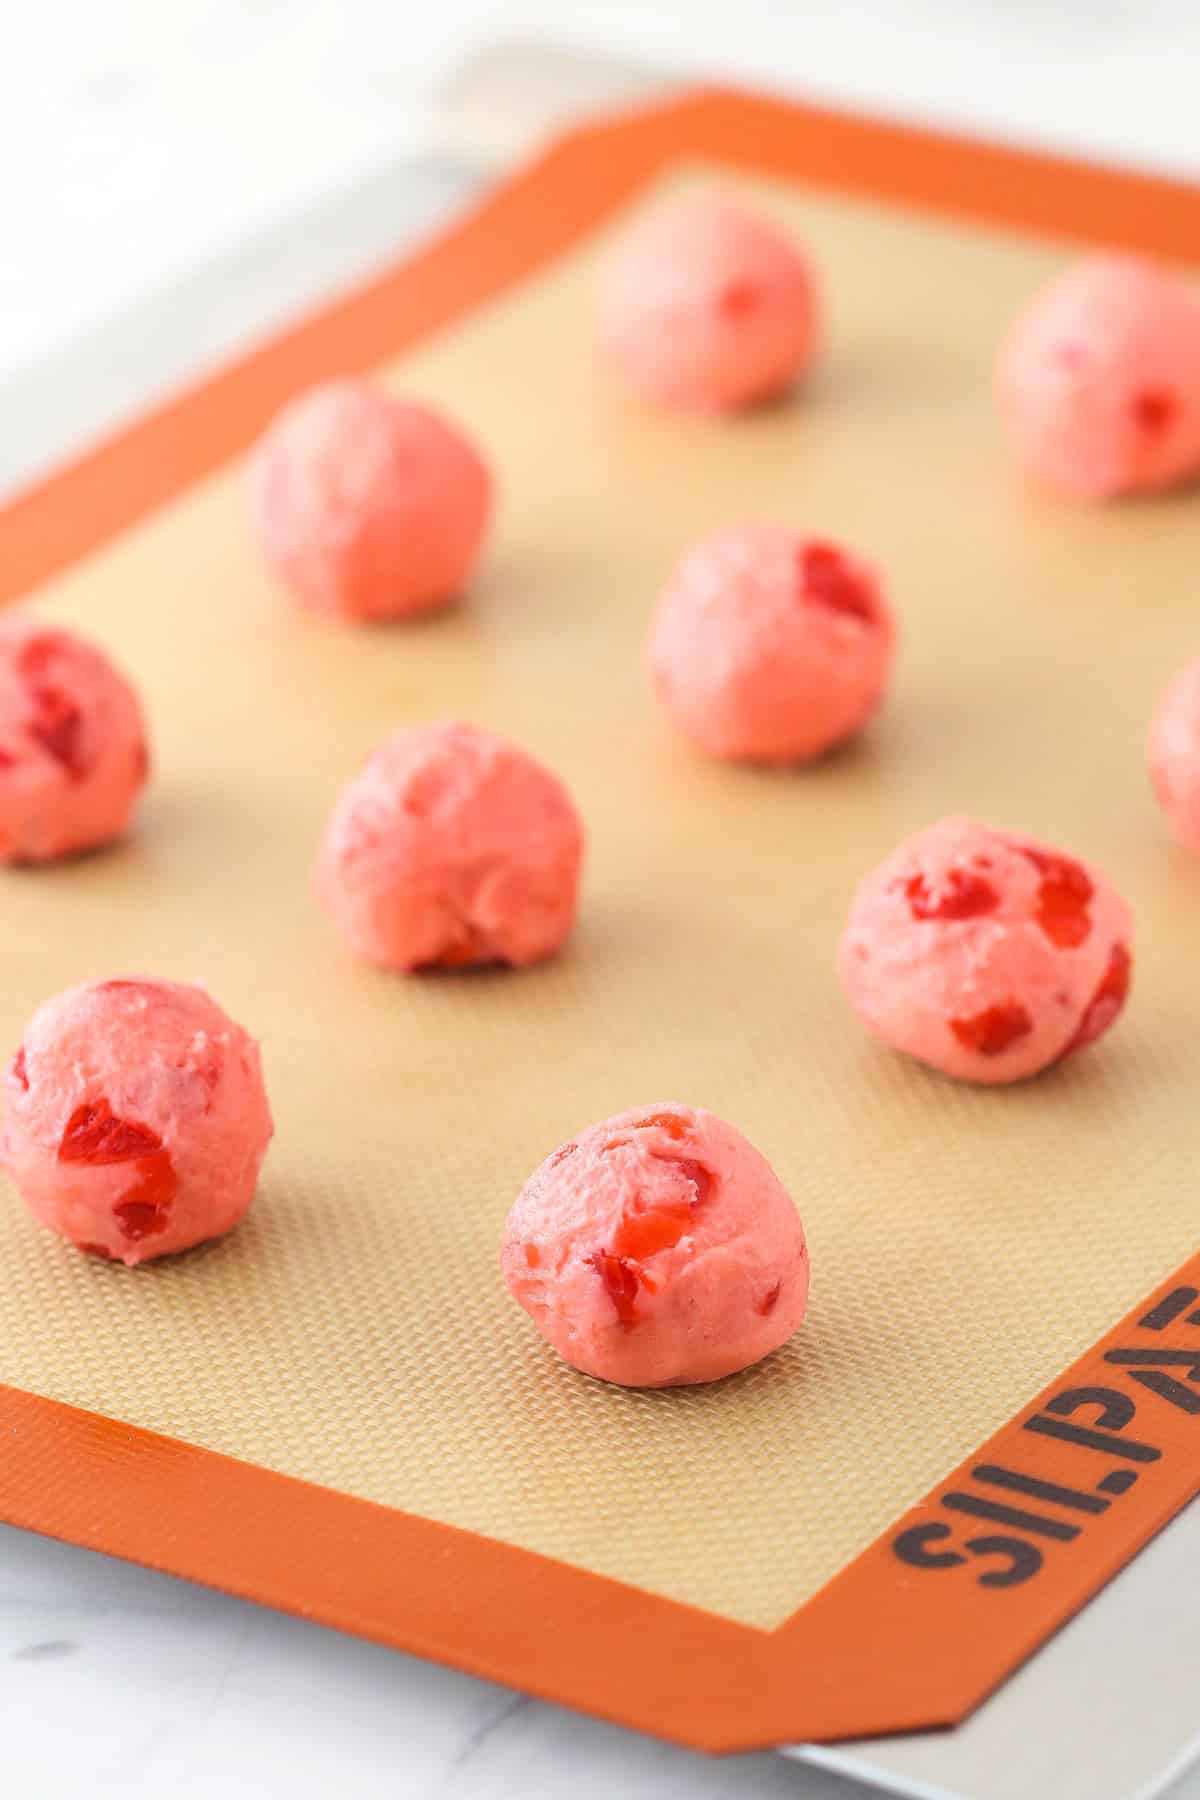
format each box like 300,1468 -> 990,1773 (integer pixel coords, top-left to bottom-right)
3,979 -> 273,1265
501,1105 -> 809,1388
838,817 -> 1132,1084
646,524 -> 895,762
248,380 -> 493,621
599,192 -> 819,413
0,614 -> 148,863
995,255 -> 1200,499
317,721 -> 584,971
1148,656 -> 1200,852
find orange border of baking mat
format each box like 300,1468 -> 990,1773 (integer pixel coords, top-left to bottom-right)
2,89 -> 1200,1753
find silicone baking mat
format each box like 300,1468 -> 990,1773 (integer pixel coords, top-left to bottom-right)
1,91 -> 1199,1754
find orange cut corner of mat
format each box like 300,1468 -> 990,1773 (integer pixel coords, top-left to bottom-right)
1,87 -> 1200,1755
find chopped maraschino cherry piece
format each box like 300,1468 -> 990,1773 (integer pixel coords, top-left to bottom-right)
59,1097 -> 162,1164
633,1111 -> 690,1140
590,1249 -> 641,1326
1021,846 -> 1094,949
1131,389 -> 1175,434
798,541 -> 875,623
27,685 -> 87,779
1064,942 -> 1132,1055
756,1282 -> 782,1317
950,1003 -> 1034,1056
902,868 -> 999,922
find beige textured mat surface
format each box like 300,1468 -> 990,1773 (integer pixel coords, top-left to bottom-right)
1,164 -> 1197,1631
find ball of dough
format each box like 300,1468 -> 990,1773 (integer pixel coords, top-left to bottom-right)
838,817 -> 1132,1084
316,721 -> 584,971
995,254 -> 1200,499
646,523 -> 895,762
501,1104 -> 809,1388
248,380 -> 493,621
3,978 -> 273,1265
0,614 -> 148,863
599,193 -> 819,413
1148,656 -> 1200,851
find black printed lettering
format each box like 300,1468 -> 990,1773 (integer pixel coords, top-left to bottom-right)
890,1288 -> 1200,1593
893,1522 -> 965,1571
941,1492 -> 1080,1542
1103,1348 -> 1200,1415
963,1535 -> 1043,1588
1138,1288 -> 1200,1332
972,1464 -> 1109,1515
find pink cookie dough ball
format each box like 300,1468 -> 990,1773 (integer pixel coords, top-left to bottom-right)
599,193 -> 819,413
501,1104 -> 809,1388
0,615 -> 148,863
1148,656 -> 1200,851
317,721 -> 584,971
995,254 -> 1200,499
838,817 -> 1132,1084
646,524 -> 895,763
3,978 -> 273,1265
248,380 -> 493,621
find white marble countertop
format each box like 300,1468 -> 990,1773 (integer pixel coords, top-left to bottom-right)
4,6 -> 1200,1796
